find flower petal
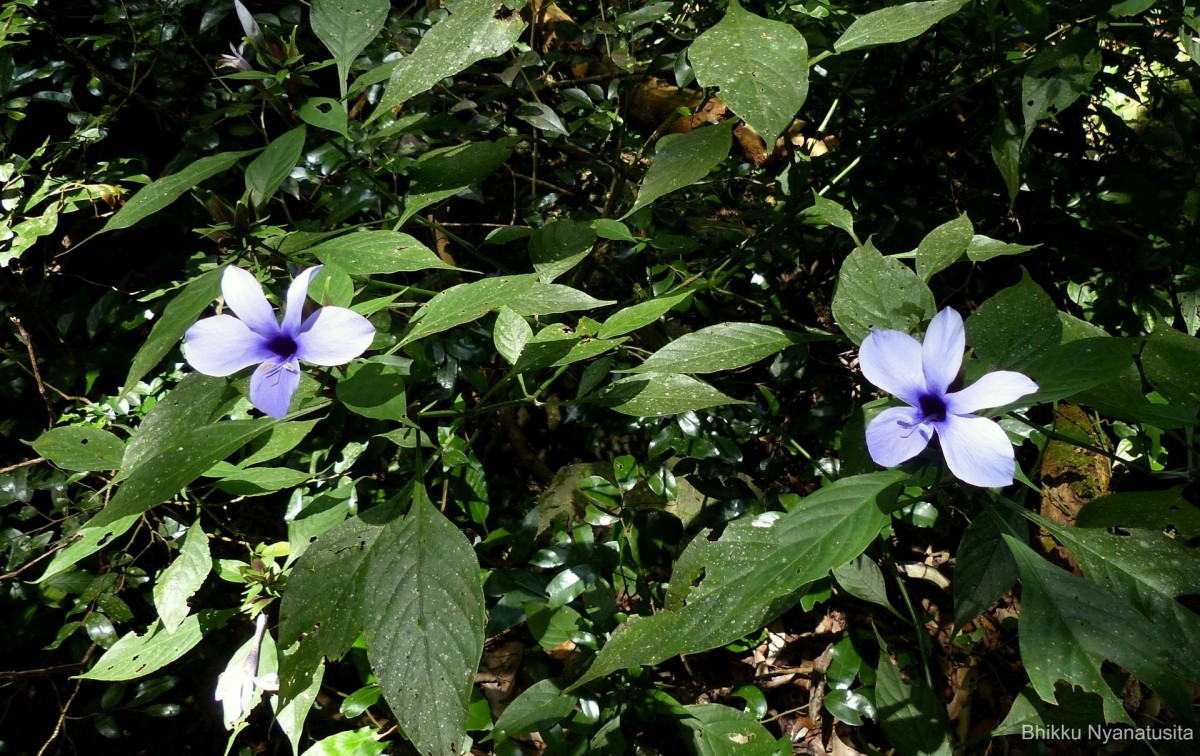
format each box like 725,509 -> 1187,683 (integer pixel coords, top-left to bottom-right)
859,329 -> 925,405
946,371 -> 1039,415
295,306 -> 375,366
184,315 -> 271,376
921,308 -> 965,394
249,360 -> 302,419
281,266 -> 323,335
935,413 -> 1016,487
866,406 -> 934,467
221,267 -> 279,338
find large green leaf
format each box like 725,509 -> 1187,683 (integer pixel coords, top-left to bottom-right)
29,427 -> 124,472
371,0 -> 525,121
152,519 -> 212,633
493,680 -> 578,739
1003,536 -> 1193,725
571,472 -> 904,688
1037,517 -> 1200,691
688,0 -> 809,142
834,0 -> 967,54
965,272 -> 1061,371
307,231 -> 447,275
678,703 -> 788,756
625,121 -> 734,218
529,220 -> 595,283
1023,337 -> 1140,405
596,292 -> 690,340
121,267 -> 225,395
399,275 -> 612,346
101,150 -> 258,233
594,372 -> 746,417
1076,487 -> 1200,538
39,418 -> 271,582
630,323 -> 803,374
311,0 -> 390,96
953,506 -> 1024,628
400,137 -> 519,225
1141,327 -> 1200,406
874,643 -> 954,756
363,487 -> 485,756
245,126 -> 306,208
914,214 -> 973,281
335,362 -> 407,422
1020,31 -> 1101,147
78,610 -> 232,681
831,240 -> 936,344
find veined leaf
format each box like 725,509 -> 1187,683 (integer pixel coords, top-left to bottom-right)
831,240 -> 936,344
965,271 -> 1061,371
30,427 -> 124,472
571,471 -> 904,688
834,0 -> 967,54
363,486 -> 485,756
307,230 -> 447,275
914,214 -> 972,281
594,372 -> 747,417
688,0 -> 809,142
78,610 -> 233,681
245,126 -> 306,208
311,0 -> 390,96
629,322 -> 804,374
152,519 -> 212,633
625,121 -> 734,218
101,150 -> 258,233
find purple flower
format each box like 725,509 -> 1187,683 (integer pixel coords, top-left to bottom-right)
860,308 -> 1038,487
184,266 -> 375,419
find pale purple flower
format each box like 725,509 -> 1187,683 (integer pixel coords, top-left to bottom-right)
184,266 -> 375,419
860,308 -> 1038,487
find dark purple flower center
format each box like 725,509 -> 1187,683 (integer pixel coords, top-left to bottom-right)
918,393 -> 947,423
266,333 -> 298,359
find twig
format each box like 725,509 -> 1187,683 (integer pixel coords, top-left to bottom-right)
0,663 -> 84,680
0,457 -> 43,475
0,539 -> 67,581
9,315 -> 54,423
36,644 -> 96,756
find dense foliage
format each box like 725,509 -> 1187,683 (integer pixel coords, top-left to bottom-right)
2,0 -> 1199,753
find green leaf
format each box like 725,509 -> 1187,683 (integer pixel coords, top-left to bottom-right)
311,0 -> 390,95
678,703 -> 788,756
593,218 -> 636,242
39,419 -> 271,582
991,110 -> 1022,205
1076,487 -> 1200,538
307,230 -> 447,275
277,660 -> 325,756
240,419 -> 320,468
594,372 -> 747,417
630,323 -> 802,374
152,519 -> 212,633
122,374 -> 236,475
301,728 -> 388,756
29,427 -> 124,472
802,192 -> 858,244
1036,517 -> 1200,696
831,554 -> 891,610
1141,327 -> 1200,405
493,306 -> 532,365
78,610 -> 232,681
687,0 -> 809,142
953,506 -> 1024,627
1023,337 -> 1140,405
493,679 -> 578,739
1021,31 -> 1101,146
571,472 -> 904,688
1003,535 -> 1190,725
122,267 -> 225,395
278,502 -> 399,702
299,97 -> 349,138
831,240 -> 936,344
965,272 -> 1061,371
245,126 -> 306,208
624,121 -> 734,218
400,137 -> 519,225
363,486 -> 485,756
914,214 -> 972,281
335,362 -> 407,421
101,150 -> 258,233
965,235 -> 1039,262
399,275 -> 612,346
596,292 -> 689,340
834,0 -> 967,54
529,220 -> 596,282
371,0 -> 526,121
874,643 -> 954,756
992,685 -> 1105,738
211,465 -> 312,497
